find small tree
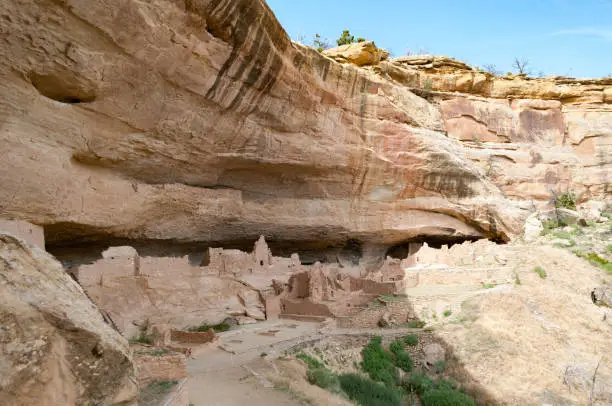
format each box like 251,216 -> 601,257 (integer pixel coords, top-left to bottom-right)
336,30 -> 355,46
313,33 -> 331,52
483,64 -> 501,76
512,57 -> 531,75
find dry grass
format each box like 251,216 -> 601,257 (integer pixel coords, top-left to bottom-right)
440,245 -> 612,404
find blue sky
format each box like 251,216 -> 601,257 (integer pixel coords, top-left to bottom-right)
266,0 -> 612,78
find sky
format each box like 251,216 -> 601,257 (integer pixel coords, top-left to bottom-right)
266,0 -> 612,78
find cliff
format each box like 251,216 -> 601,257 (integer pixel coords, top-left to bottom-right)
0,0 -> 609,255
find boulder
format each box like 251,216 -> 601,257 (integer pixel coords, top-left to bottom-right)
0,233 -> 137,406
592,287 -> 612,308
523,213 -> 543,242
378,311 -> 391,327
323,41 -> 389,66
246,307 -> 266,321
423,343 -> 446,366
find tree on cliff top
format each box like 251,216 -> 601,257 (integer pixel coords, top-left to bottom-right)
336,30 -> 355,46
512,57 -> 531,75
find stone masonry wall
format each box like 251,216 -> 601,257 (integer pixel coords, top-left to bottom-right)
134,352 -> 187,387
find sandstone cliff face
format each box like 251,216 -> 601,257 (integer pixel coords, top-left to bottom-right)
0,233 -> 137,405
0,0 -> 609,253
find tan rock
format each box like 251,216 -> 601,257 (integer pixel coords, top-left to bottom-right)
0,233 -> 137,406
323,41 -> 388,66
423,343 -> 446,366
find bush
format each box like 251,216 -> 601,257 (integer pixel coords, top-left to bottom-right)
555,192 -> 577,211
361,336 -> 397,386
573,250 -> 612,274
406,320 -> 426,328
541,217 -> 568,235
443,310 -> 452,317
393,351 -> 413,372
533,266 -> 547,279
338,373 -> 402,406
403,372 -> 434,395
421,388 -> 476,406
296,352 -> 325,370
307,368 -> 340,390
434,360 -> 447,374
389,339 -> 404,355
404,334 -> 419,346
336,30 -> 355,46
436,378 -> 459,391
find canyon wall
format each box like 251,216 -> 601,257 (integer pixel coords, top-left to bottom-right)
0,0 -> 610,256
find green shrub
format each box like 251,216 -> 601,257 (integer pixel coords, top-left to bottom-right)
443,309 -> 452,317
129,335 -> 154,345
541,217 -> 568,235
361,337 -> 397,386
147,380 -> 178,391
336,30 -> 355,46
481,283 -> 496,289
436,378 -> 459,391
393,351 -> 413,372
296,352 -> 325,370
338,373 -> 402,406
607,244 -> 612,254
389,339 -> 404,355
407,320 -> 426,328
555,192 -> 577,211
551,230 -> 572,240
533,266 -> 547,279
423,80 -> 434,90
187,322 -> 231,333
434,360 -> 447,374
402,372 -> 434,395
573,250 -> 611,273
421,388 -> 476,406
307,368 -> 340,390
404,334 -> 418,346
357,37 -> 366,42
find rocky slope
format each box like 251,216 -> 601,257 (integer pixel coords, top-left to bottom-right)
0,233 -> 137,405
0,0 -> 609,256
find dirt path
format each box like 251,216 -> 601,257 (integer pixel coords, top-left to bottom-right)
186,320 -> 322,406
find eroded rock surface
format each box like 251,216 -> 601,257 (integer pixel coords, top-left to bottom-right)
0,233 -> 137,406
0,0 -> 536,251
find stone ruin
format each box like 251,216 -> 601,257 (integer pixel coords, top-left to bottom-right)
61,235 -> 431,337
0,219 -> 486,335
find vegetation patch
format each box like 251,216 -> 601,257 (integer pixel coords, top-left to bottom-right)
541,217 -> 569,235
421,388 -> 476,406
393,351 -> 414,373
554,191 -> 577,211
338,373 -> 403,406
406,320 -> 426,328
573,250 -> 612,274
533,266 -> 547,279
296,352 -> 325,370
402,372 -> 434,395
307,368 -> 341,392
434,360 -> 447,374
404,334 -> 419,346
360,336 -> 397,386
299,336 -> 477,406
